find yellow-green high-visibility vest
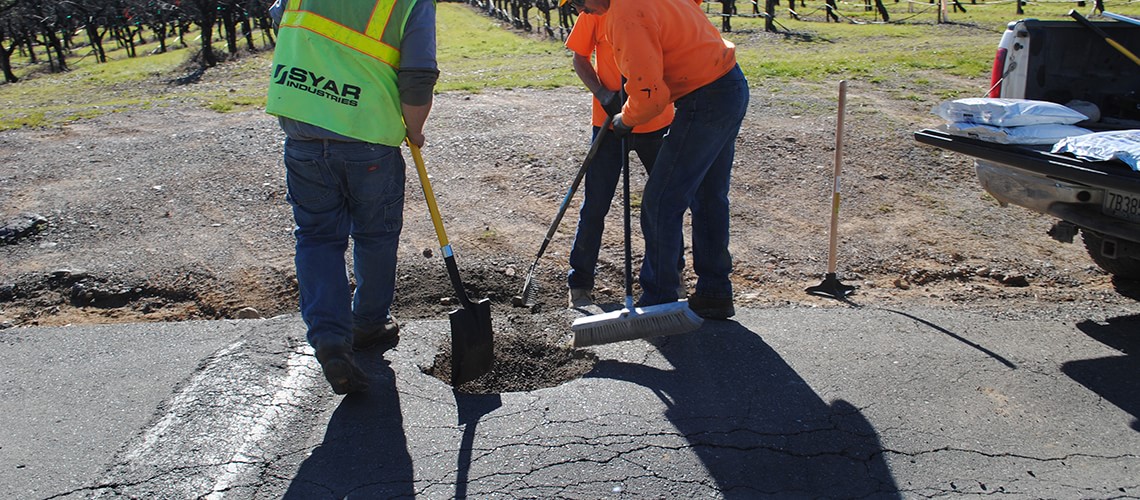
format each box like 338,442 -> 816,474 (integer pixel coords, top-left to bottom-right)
266,0 -> 419,146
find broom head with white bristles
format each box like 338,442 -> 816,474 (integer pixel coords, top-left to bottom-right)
571,301 -> 703,348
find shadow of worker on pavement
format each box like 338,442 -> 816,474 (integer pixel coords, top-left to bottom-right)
1065,313 -> 1140,432
588,320 -> 900,498
283,354 -> 415,498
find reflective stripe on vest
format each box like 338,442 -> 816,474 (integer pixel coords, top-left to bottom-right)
267,0 -> 419,145
279,0 -> 415,69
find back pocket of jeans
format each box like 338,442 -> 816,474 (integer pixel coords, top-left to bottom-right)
285,159 -> 337,210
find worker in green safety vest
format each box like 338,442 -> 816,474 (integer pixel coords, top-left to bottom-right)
267,0 -> 439,395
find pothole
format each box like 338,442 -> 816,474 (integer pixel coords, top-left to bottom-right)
396,261 -> 600,393
423,332 -> 597,394
415,297 -> 599,393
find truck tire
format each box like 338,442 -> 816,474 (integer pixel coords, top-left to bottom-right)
1081,229 -> 1140,280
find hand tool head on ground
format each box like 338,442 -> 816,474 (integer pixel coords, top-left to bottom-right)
806,80 -> 857,300
407,141 -> 495,386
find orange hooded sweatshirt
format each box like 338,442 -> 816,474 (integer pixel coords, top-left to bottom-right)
604,0 -> 737,127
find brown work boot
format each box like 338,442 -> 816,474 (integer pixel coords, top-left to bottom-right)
352,318 -> 399,351
315,344 -> 370,395
568,288 -> 593,308
687,294 -> 735,320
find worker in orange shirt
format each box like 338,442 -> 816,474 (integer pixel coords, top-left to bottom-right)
564,0 -> 749,319
561,9 -> 678,308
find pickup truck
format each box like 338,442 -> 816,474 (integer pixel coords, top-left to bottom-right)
915,17 -> 1140,280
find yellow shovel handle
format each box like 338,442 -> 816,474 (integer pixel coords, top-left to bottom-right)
407,140 -> 450,249
1069,10 -> 1140,68
1107,38 -> 1140,67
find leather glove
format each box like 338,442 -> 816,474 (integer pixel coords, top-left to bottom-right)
612,113 -> 633,138
596,89 -> 622,117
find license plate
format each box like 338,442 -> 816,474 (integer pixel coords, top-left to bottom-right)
1103,189 -> 1140,223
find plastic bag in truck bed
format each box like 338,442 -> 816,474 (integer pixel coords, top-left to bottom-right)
1051,130 -> 1140,172
941,122 -> 1093,145
934,98 -> 1088,127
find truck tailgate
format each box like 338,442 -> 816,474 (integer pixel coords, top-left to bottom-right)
914,128 -> 1140,192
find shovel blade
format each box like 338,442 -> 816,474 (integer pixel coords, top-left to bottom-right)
449,298 -> 494,386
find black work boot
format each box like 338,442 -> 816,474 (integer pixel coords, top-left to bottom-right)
314,344 -> 370,394
687,294 -> 736,320
352,318 -> 400,351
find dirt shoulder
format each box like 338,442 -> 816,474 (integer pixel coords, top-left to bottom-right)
2,76 -> 1139,333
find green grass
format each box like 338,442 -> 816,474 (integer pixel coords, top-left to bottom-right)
726,4 -> 1083,84
74,46 -> 189,85
0,44 -> 186,130
0,36 -> 245,131
2,0 -> 1140,129
199,55 -> 273,113
435,6 -> 577,90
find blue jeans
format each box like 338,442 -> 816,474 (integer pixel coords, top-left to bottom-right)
567,126 -> 668,290
283,138 -> 405,351
639,64 -> 749,305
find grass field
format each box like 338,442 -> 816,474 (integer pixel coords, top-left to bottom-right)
1,0 -> 1138,130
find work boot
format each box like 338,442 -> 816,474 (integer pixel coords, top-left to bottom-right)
687,294 -> 735,320
314,344 -> 370,395
353,318 -> 399,351
568,288 -> 593,308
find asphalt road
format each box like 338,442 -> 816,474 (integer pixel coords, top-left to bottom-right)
2,304 -> 1139,499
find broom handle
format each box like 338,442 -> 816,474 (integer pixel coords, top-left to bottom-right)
623,135 -> 633,309
620,85 -> 634,309
827,80 -> 846,275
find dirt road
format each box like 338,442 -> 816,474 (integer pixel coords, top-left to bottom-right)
2,80 -> 1138,390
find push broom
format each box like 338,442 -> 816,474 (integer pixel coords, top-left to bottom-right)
571,123 -> 703,348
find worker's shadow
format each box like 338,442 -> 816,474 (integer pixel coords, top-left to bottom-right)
283,354 -> 415,499
587,321 -> 900,497
1062,313 -> 1140,432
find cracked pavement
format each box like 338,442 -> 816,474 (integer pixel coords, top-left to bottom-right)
3,305 -> 1139,498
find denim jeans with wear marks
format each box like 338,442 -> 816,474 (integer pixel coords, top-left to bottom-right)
638,64 -> 749,305
567,126 -> 670,291
284,138 -> 405,351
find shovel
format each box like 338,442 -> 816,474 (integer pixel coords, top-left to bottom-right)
408,141 -> 494,386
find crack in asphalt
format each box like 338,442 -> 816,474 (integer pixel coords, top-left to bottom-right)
207,344 -> 315,498
883,445 -> 1140,462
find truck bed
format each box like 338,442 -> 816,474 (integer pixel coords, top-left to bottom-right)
1009,20 -> 1140,123
913,16 -> 1140,278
